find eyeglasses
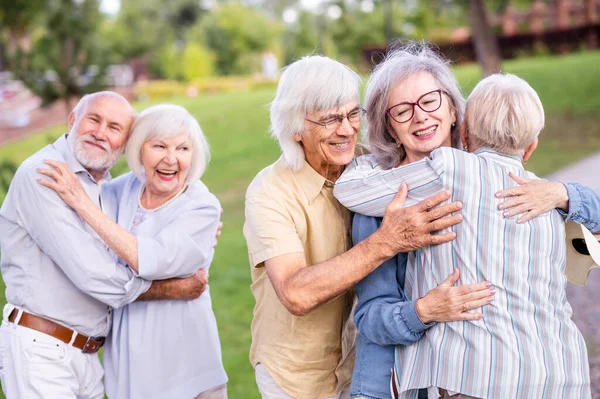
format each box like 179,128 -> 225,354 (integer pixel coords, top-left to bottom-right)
387,89 -> 445,124
305,108 -> 364,131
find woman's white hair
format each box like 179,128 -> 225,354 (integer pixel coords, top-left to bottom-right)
466,73 -> 544,155
364,42 -> 465,169
125,104 -> 210,183
270,55 -> 361,171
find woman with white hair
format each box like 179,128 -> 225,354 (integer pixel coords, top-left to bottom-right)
38,104 -> 228,399
335,71 -> 591,397
242,54 -> 488,399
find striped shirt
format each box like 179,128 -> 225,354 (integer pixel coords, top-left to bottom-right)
334,147 -> 591,398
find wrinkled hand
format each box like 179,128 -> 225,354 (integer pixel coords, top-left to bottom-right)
378,184 -> 463,255
179,268 -> 209,300
495,172 -> 569,223
416,269 -> 494,324
37,160 -> 90,210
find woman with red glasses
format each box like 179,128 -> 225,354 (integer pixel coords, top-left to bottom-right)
335,42 -> 599,399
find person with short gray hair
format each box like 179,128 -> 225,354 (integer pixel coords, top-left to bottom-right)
37,103 -> 228,399
243,54 -> 487,399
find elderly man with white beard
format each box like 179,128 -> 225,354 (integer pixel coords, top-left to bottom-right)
0,92 -> 206,399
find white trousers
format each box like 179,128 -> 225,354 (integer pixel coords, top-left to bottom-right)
255,363 -> 351,399
0,305 -> 104,399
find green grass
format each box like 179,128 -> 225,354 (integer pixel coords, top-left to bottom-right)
0,51 -> 600,398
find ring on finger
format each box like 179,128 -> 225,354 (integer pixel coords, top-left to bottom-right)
462,302 -> 467,312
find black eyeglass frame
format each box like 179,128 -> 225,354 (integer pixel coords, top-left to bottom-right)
386,89 -> 447,124
305,107 -> 365,131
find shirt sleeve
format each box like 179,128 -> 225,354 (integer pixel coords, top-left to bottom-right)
16,167 -> 150,308
244,194 -> 304,267
560,182 -> 600,233
352,213 -> 434,346
136,196 -> 221,280
334,151 -> 445,217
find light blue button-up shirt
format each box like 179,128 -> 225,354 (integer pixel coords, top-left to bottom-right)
101,172 -> 228,399
335,148 -> 591,398
0,134 -> 151,337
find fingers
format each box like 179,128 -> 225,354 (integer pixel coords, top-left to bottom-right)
424,231 -> 457,246
461,287 -> 495,303
502,203 -> 529,218
390,183 -> 408,207
426,201 -> 463,222
457,312 -> 484,321
454,280 -> 491,295
508,171 -> 529,185
37,178 -> 59,191
441,268 -> 460,287
37,168 -> 60,182
495,186 -> 524,199
516,210 -> 538,224
465,296 -> 494,312
415,190 -> 452,213
425,213 -> 463,234
497,197 -> 523,210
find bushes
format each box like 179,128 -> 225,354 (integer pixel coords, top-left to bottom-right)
136,76 -> 278,100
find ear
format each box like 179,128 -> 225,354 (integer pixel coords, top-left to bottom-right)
385,117 -> 400,145
460,121 -> 468,150
522,138 -> 538,163
450,105 -> 456,126
68,112 -> 76,130
293,132 -> 302,143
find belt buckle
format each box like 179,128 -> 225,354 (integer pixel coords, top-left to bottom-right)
82,336 -> 105,354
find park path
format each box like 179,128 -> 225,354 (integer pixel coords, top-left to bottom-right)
547,152 -> 600,397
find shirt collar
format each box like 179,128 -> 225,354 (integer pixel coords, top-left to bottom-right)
292,158 -> 329,204
474,147 -> 524,170
54,134 -> 111,183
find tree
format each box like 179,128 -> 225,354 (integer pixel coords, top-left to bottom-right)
197,4 -> 282,75
0,0 -> 45,70
469,0 -> 502,76
6,0 -> 109,112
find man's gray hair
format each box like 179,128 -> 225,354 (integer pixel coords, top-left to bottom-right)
466,73 -> 544,156
270,55 -> 361,171
125,104 -> 210,183
364,42 -> 465,169
71,91 -> 137,122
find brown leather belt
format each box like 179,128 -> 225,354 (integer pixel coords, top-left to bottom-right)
8,309 -> 105,354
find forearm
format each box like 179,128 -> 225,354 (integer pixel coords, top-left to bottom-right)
137,279 -> 184,301
76,199 -> 139,272
280,231 -> 394,315
356,299 -> 430,346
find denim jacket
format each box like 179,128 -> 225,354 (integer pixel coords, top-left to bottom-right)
563,183 -> 600,232
350,214 -> 430,399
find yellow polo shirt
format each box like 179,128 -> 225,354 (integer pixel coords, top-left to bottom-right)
244,156 -> 355,399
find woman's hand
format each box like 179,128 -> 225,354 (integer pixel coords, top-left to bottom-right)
37,160 -> 91,211
415,268 -> 494,324
495,172 -> 569,223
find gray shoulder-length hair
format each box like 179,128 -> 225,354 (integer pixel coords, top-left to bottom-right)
364,42 -> 465,169
270,55 -> 361,171
125,104 -> 210,183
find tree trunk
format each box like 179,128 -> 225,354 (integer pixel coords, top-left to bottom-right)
469,0 -> 502,76
585,0 -> 598,49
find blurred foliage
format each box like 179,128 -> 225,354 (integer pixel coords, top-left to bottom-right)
161,43 -> 216,81
194,3 -> 282,75
135,76 -> 278,100
3,0 -> 110,108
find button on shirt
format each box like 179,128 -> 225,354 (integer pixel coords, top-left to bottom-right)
244,156 -> 355,399
0,134 -> 151,337
335,148 -> 591,398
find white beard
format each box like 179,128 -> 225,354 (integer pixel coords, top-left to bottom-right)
67,130 -> 123,172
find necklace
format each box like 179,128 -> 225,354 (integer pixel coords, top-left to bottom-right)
138,184 -> 188,212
